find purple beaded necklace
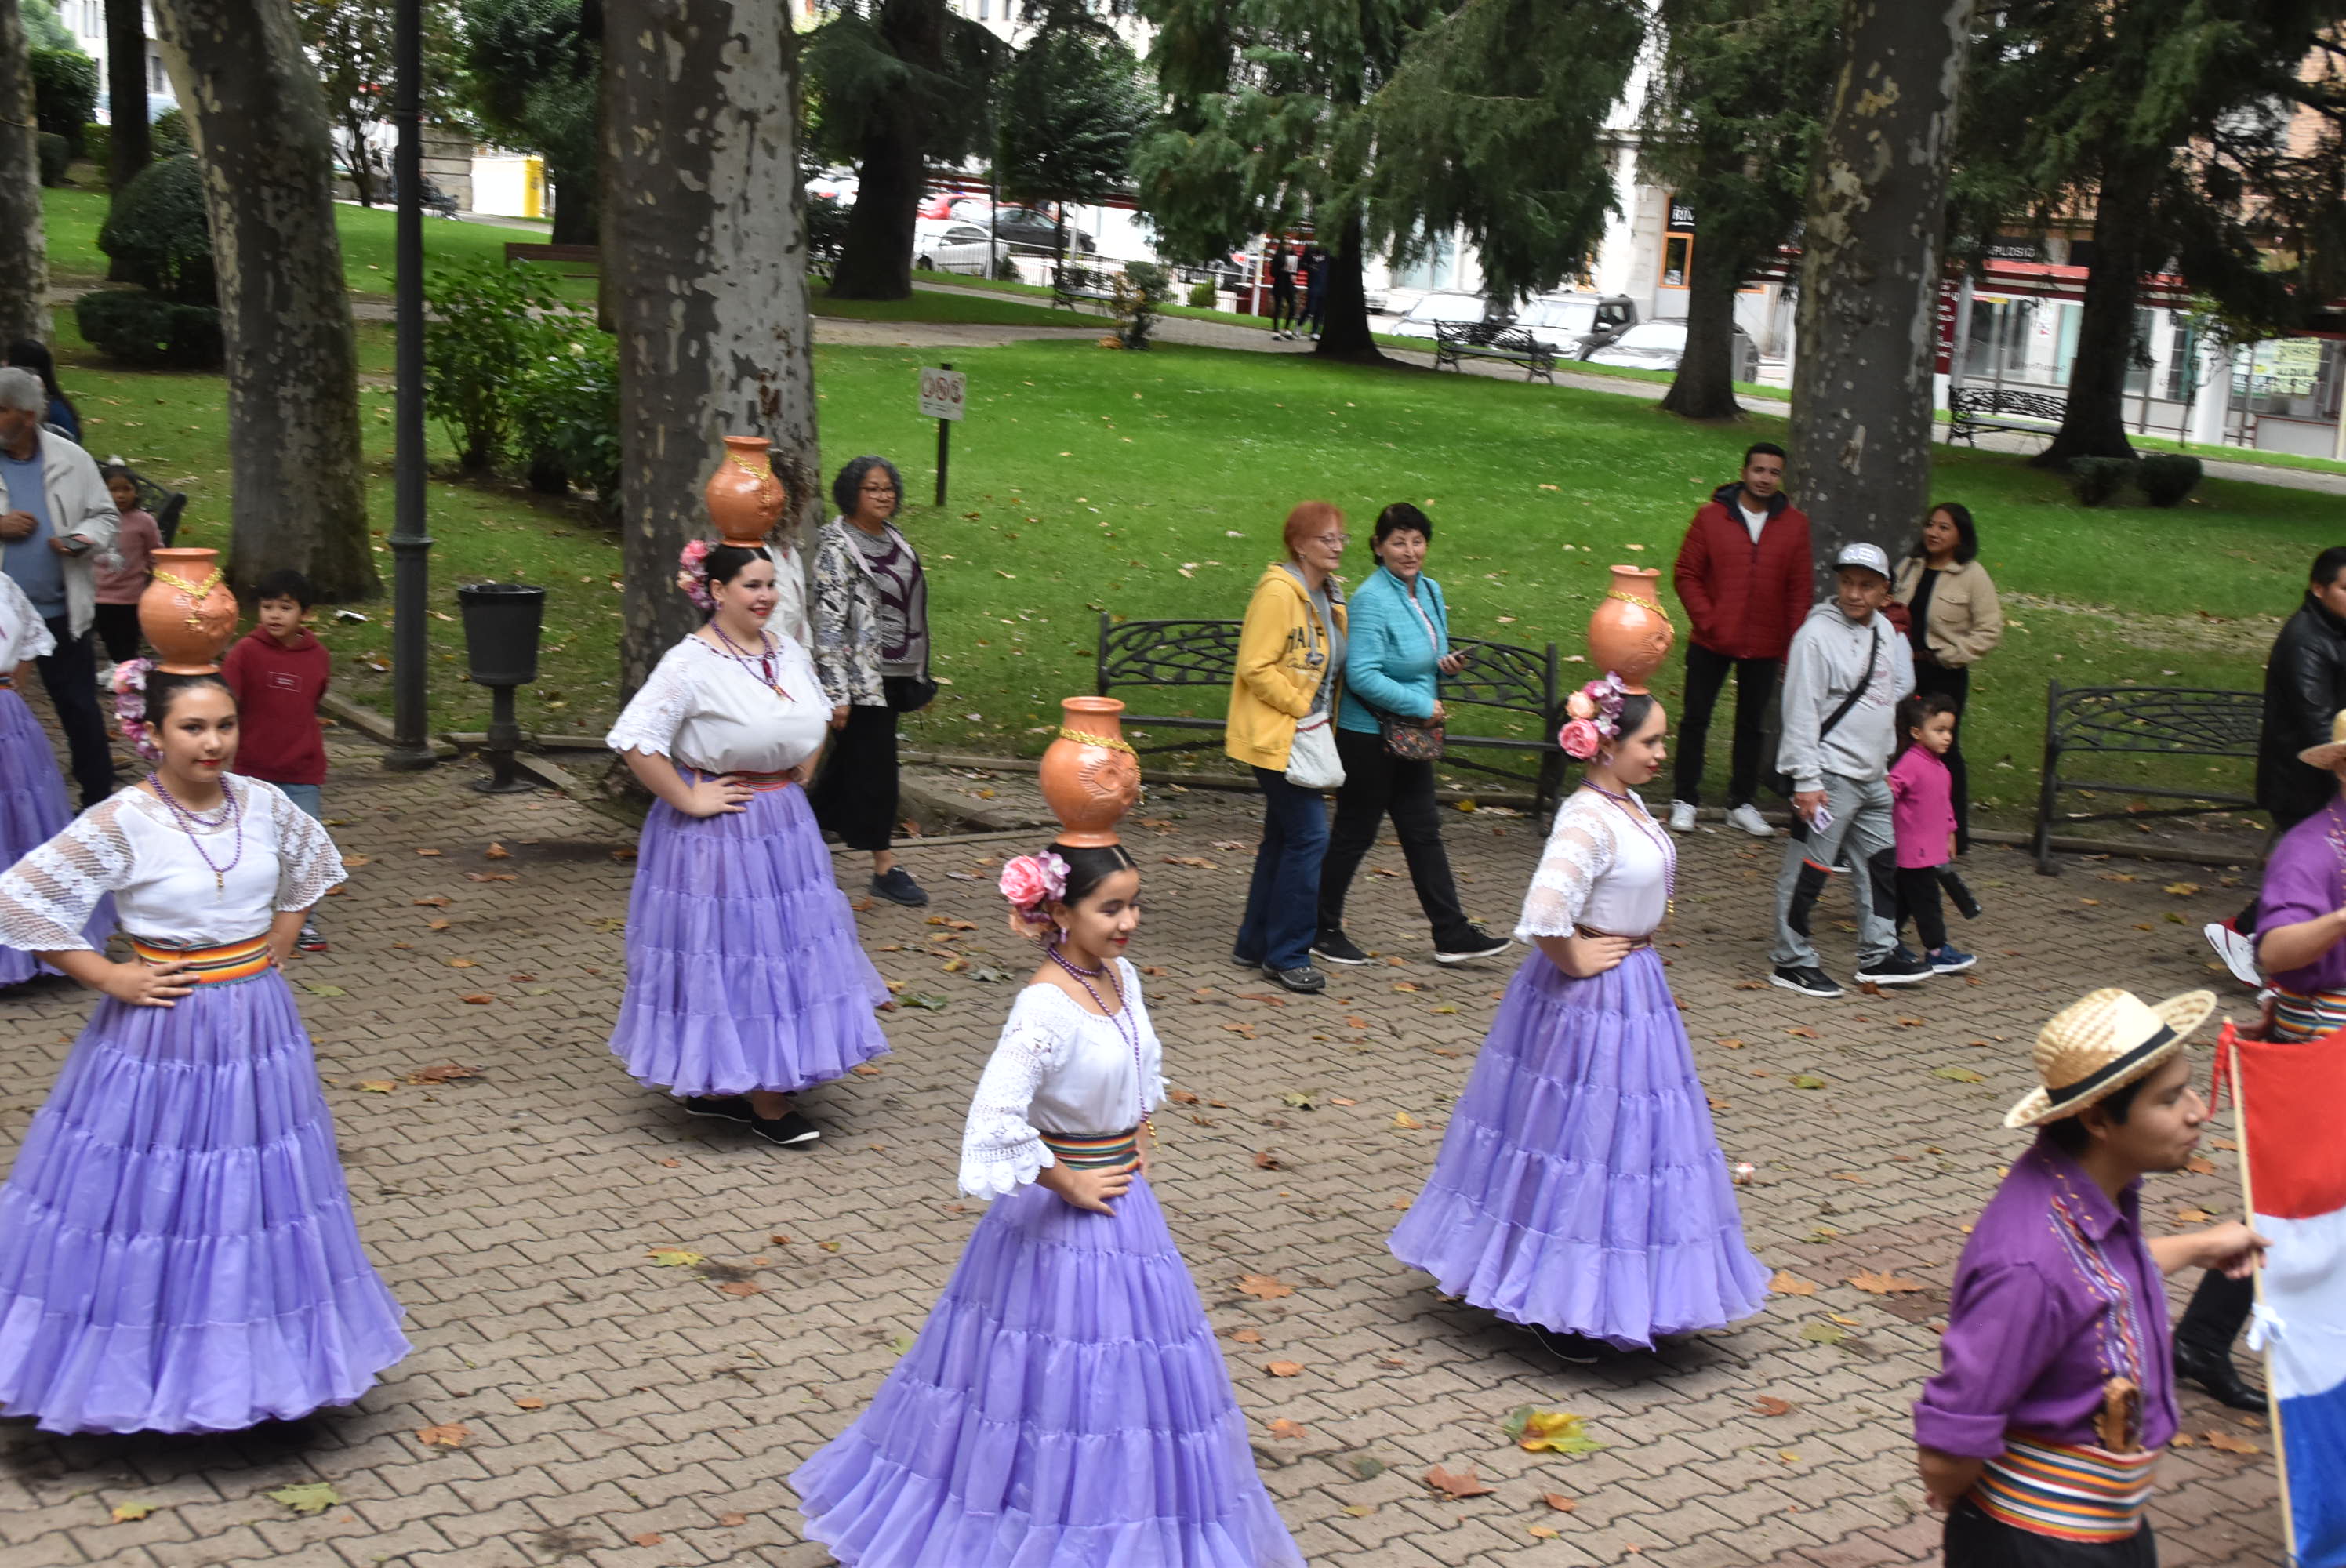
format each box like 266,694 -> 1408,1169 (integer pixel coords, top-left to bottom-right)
1582,779 -> 1676,919
147,772 -> 243,896
707,622 -> 791,699
1044,940 -> 1154,1138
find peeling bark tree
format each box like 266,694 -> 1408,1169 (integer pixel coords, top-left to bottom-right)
604,0 -> 818,696
0,0 -> 48,344
151,0 -> 378,601
1786,0 -> 1973,577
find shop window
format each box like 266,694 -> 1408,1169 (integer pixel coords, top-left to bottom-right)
1661,197 -> 1694,288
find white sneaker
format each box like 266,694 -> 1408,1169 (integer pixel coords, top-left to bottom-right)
2203,922 -> 2262,988
1668,800 -> 1698,833
1726,803 -> 1775,838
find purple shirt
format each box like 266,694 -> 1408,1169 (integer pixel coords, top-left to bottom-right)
1888,746 -> 1956,869
2257,802 -> 2346,993
1913,1137 -> 2177,1459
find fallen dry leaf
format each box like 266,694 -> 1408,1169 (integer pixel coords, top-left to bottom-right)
1770,1271 -> 1819,1296
1543,1493 -> 1578,1513
1267,1418 -> 1308,1439
415,847 -> 442,856
447,956 -> 478,968
1751,1396 -> 1796,1417
407,1062 -> 481,1084
1425,1464 -> 1494,1500
851,1063 -> 884,1076
1509,1406 -> 1607,1454
1530,1525 -> 1559,1539
357,1080 -> 396,1094
2203,1430 -> 2262,1454
1264,1360 -> 1303,1377
1237,1273 -> 1295,1301
1232,1327 -> 1263,1344
1252,1151 -> 1282,1170
485,842 -> 512,859
412,895 -> 449,907
514,1396 -> 545,1410
717,1280 -> 762,1298
647,1248 -> 704,1267
110,1502 -> 158,1522
416,1421 -> 470,1448
1393,1110 -> 1422,1130
458,993 -> 496,1005
2185,1155 -> 2216,1175
2175,1207 -> 2216,1225
633,1533 -> 663,1548
718,1512 -> 748,1527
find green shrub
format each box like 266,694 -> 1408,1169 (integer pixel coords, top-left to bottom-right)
1186,278 -> 1216,309
512,332 -> 621,517
80,120 -> 108,170
1111,262 -> 1173,350
36,132 -> 67,187
423,259 -> 570,472
805,191 -> 848,274
28,49 -> 96,158
2137,452 -> 2203,507
2068,456 -> 2138,507
153,107 -> 191,158
74,289 -> 224,369
99,155 -> 216,305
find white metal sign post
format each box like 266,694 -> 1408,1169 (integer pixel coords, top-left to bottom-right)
919,365 -> 966,506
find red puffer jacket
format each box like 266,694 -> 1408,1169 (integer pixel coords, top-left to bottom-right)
1671,484 -> 1813,662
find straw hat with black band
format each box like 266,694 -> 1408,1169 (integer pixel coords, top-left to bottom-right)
2297,709 -> 2346,772
2003,986 -> 2217,1130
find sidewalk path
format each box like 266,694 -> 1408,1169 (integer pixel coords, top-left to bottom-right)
0,732 -> 2279,1566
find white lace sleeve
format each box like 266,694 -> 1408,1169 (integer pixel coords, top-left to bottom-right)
958,1004 -> 1064,1199
260,782 -> 347,912
605,644 -> 699,757
1513,796 -> 1617,942
0,799 -> 132,951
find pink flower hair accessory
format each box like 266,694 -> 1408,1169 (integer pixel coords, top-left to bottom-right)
111,658 -> 160,762
1557,671 -> 1629,760
674,538 -> 716,611
999,851 -> 1071,932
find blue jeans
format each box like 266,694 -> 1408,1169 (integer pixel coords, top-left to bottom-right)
272,782 -> 325,821
1235,765 -> 1329,971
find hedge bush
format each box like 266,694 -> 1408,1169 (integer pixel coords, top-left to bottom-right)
2068,456 -> 2138,507
423,259 -> 570,472
1187,279 -> 1216,309
153,107 -> 191,158
2137,453 -> 2203,507
512,333 -> 621,515
80,120 -> 108,171
28,49 -> 96,158
75,289 -> 224,369
99,155 -> 216,305
36,132 -> 67,187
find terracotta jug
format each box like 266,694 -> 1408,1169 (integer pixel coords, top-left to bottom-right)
703,434 -> 787,546
139,547 -> 239,673
1586,564 -> 1675,693
1038,696 -> 1142,847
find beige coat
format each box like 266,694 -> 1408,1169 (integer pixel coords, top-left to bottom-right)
1893,555 -> 2003,669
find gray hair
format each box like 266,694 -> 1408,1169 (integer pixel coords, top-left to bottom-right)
0,367 -> 44,416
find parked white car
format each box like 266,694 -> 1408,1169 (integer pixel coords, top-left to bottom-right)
1385,291 -> 1505,340
1514,292 -> 1639,355
917,222 -> 1014,276
1582,319 -> 1763,383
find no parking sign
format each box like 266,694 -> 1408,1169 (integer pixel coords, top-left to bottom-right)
918,366 -> 967,422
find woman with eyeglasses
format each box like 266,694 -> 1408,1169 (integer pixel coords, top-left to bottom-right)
810,456 -> 937,908
1226,502 -> 1349,993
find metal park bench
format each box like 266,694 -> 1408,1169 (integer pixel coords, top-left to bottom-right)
1948,386 -> 2068,446
1432,320 -> 1557,382
1050,269 -> 1119,314
1095,615 -> 1571,816
2030,681 -> 2264,873
503,241 -> 601,276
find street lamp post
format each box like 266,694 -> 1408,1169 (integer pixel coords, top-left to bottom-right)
383,0 -> 437,771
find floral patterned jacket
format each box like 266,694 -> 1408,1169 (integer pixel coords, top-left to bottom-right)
812,516 -> 928,709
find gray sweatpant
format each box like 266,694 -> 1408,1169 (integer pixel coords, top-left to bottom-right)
1770,771 -> 1897,971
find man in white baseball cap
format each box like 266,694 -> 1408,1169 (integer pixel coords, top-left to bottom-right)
1768,539 -> 1925,996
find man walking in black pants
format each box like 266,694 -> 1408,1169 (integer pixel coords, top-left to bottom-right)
1669,441 -> 1811,838
1268,241 -> 1302,339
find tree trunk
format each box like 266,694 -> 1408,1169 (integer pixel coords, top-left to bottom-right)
829,103 -> 921,300
1311,212 -> 1385,364
1788,0 -> 1973,583
0,0 -> 48,345
151,0 -> 378,601
346,118 -> 378,205
2032,152 -> 2157,467
549,176 -> 597,245
105,0 -> 151,191
1661,235 -> 1744,420
604,0 -> 817,697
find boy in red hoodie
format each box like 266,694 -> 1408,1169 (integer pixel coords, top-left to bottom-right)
222,568 -> 333,952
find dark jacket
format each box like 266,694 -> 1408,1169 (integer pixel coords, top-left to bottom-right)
2257,592 -> 2346,829
1672,483 -> 1813,662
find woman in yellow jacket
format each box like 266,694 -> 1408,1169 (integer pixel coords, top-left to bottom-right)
1228,502 -> 1349,993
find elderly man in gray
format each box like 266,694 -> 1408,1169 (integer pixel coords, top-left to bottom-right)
0,365 -> 120,807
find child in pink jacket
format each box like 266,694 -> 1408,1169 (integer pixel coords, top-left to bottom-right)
1888,693 -> 1974,974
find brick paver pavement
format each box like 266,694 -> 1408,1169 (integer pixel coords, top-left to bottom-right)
0,740 -> 2284,1566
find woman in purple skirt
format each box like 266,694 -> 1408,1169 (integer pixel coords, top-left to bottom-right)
791,841 -> 1303,1566
1390,673 -> 1770,1359
0,663 -> 408,1432
605,543 -> 888,1149
0,572 -> 110,985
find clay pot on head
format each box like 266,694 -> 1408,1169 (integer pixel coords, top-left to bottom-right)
1587,564 -> 1675,694
1038,696 -> 1142,848
138,547 -> 239,673
704,434 -> 787,546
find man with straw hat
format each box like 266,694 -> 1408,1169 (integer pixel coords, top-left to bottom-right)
1914,988 -> 2266,1566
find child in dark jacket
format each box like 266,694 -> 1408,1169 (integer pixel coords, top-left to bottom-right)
1888,692 -> 1974,974
222,568 -> 333,952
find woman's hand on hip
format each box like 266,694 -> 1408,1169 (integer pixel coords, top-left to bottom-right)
103,957 -> 195,1007
679,775 -> 754,817
1040,1159 -> 1138,1215
1545,932 -> 1634,978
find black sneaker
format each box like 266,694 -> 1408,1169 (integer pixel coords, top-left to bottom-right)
1527,1324 -> 1607,1364
749,1109 -> 821,1147
1770,964 -> 1843,999
1854,949 -> 1933,986
1311,931 -> 1371,966
1434,927 -> 1512,965
684,1095 -> 754,1123
1262,964 -> 1326,995
870,867 -> 930,907
296,924 -> 328,953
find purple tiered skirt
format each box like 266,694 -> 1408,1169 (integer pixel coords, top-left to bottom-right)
1389,946 -> 1770,1351
790,1174 -> 1305,1567
0,690 -> 111,986
609,782 -> 890,1097
0,967 -> 409,1432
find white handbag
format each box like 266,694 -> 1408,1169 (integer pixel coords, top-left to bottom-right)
1285,712 -> 1346,790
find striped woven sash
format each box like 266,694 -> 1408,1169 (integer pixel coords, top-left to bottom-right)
1970,1436 -> 2159,1542
2268,985 -> 2346,1043
128,933 -> 275,985
1040,1128 -> 1141,1171
683,765 -> 798,793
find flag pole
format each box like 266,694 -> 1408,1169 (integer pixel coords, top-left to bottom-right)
2228,1032 -> 2297,1563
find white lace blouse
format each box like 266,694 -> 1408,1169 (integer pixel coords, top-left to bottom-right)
0,778 -> 345,950
0,572 -> 56,668
604,633 -> 830,776
1513,786 -> 1672,942
958,961 -> 1168,1200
